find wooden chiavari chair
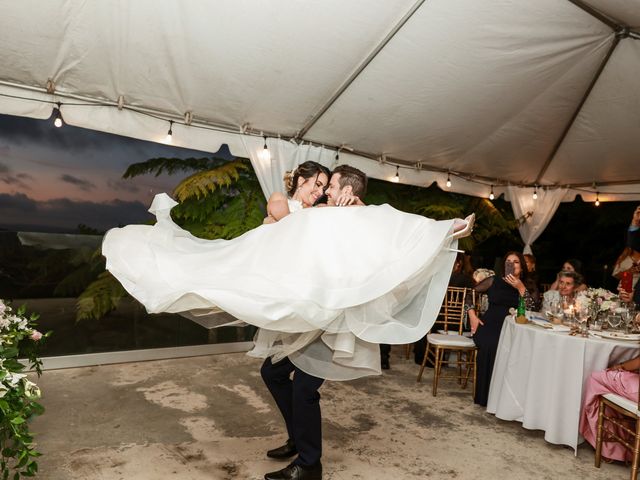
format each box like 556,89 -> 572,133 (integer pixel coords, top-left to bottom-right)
416,286 -> 477,396
595,372 -> 640,479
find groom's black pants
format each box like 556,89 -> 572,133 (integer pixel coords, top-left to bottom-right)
261,357 -> 324,467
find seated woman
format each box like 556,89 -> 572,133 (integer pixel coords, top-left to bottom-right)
579,355 -> 640,462
541,270 -> 583,313
549,258 -> 587,292
467,252 -> 539,406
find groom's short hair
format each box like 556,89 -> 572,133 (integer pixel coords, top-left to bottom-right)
332,165 -> 367,199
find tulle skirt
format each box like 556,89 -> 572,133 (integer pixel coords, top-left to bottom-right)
103,193 -> 458,380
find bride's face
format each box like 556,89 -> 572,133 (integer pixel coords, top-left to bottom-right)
296,173 -> 329,207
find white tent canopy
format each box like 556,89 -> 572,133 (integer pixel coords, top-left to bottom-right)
1,1 -> 639,248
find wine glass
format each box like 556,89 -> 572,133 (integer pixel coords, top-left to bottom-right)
619,307 -> 631,333
576,305 -> 589,336
607,313 -> 622,330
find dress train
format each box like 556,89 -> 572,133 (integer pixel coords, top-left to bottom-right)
103,193 -> 459,380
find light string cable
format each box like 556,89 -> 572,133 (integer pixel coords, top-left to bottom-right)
1,90 -> 638,199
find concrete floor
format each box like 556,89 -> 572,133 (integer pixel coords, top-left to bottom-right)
30,349 -> 630,480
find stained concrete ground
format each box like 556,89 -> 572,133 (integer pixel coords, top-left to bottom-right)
30,349 -> 629,480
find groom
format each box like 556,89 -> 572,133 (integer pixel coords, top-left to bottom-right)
261,164 -> 367,480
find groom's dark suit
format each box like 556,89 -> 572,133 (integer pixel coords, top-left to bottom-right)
261,357 -> 324,467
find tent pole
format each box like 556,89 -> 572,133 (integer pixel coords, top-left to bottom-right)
294,0 -> 427,141
566,0 -> 621,30
533,33 -> 622,184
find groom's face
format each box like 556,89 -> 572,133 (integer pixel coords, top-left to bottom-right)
325,173 -> 342,206
325,173 -> 352,206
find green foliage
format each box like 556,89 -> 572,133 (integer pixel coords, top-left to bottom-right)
53,248 -> 104,297
0,302 -> 48,479
76,271 -> 127,322
364,179 -> 519,252
124,156 -> 266,239
123,156 -> 230,178
173,159 -> 248,201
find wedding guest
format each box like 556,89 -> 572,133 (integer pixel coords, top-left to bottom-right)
619,283 -> 640,307
524,254 -> 541,293
579,355 -> 639,462
549,258 -> 587,292
542,270 -> 582,312
472,268 -> 495,284
612,204 -> 640,293
467,252 -> 539,406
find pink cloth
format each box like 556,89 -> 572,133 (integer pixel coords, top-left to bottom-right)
579,369 -> 639,462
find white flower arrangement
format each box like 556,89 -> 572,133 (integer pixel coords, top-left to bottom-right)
574,287 -> 620,314
0,299 -> 47,478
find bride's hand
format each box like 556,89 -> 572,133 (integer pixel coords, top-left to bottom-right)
336,193 -> 362,207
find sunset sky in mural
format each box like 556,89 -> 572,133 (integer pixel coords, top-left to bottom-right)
0,113 -> 230,232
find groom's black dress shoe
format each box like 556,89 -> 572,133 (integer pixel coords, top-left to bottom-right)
264,462 -> 322,480
266,439 -> 297,459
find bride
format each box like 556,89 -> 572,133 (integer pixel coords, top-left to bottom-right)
102,162 -> 471,380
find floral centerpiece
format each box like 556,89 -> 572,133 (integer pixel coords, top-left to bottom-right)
0,299 -> 47,479
574,287 -> 620,317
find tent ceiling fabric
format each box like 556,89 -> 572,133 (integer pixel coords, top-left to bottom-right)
0,0 -> 639,201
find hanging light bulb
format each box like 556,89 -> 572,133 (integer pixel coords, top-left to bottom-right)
532,186 -> 538,200
595,191 -> 600,207
392,166 -> 400,183
53,103 -> 63,128
258,135 -> 271,162
489,185 -> 495,200
446,173 -> 452,188
165,121 -> 173,143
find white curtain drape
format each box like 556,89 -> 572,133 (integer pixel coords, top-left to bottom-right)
241,136 -> 335,199
507,186 -> 567,255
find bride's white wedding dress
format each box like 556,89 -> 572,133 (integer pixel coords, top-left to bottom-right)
103,193 -> 460,380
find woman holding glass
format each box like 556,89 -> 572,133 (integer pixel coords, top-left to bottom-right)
467,252 -> 539,406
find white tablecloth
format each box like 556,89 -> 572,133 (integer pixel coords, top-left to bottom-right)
487,316 -> 638,453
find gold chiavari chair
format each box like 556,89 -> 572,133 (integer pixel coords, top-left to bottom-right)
594,373 -> 640,479
416,286 -> 477,396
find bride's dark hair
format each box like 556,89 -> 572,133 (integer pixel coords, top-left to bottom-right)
283,161 -> 330,197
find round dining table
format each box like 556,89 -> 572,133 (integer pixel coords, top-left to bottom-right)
486,315 -> 638,454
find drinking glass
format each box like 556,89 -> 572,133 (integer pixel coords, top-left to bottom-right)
607,313 -> 622,330
590,317 -> 603,332
576,306 -> 589,336
619,308 -> 632,333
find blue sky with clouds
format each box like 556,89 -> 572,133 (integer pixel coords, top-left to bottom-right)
0,113 -> 230,232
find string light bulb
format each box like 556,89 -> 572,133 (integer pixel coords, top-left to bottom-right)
392,166 -> 400,183
532,186 -> 538,200
258,135 -> 271,162
53,103 -> 63,128
446,173 -> 451,188
489,185 -> 495,200
595,191 -> 600,207
165,121 -> 173,143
